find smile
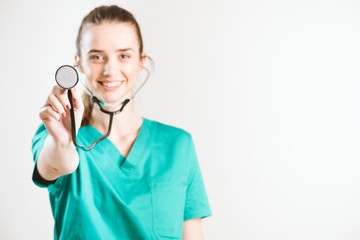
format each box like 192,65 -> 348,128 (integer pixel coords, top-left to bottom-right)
99,81 -> 122,87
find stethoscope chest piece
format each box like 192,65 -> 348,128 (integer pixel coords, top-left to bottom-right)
55,65 -> 79,89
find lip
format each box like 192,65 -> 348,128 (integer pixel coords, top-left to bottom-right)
98,80 -> 124,91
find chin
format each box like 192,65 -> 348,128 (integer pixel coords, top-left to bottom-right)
103,94 -> 129,104
95,88 -> 132,103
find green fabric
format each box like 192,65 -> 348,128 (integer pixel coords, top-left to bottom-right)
32,118 -> 212,240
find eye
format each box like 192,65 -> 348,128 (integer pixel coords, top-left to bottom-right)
119,54 -> 130,60
89,55 -> 105,62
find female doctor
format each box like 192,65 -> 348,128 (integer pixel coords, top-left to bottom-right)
31,5 -> 211,240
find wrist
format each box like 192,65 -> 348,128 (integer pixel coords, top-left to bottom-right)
51,135 -> 74,149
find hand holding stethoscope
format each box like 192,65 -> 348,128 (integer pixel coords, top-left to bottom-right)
40,64 -> 149,151
39,76 -> 84,149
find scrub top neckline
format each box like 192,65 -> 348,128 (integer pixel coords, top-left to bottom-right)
82,117 -> 152,175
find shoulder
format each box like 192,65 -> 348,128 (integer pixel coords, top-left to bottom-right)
144,118 -> 198,172
33,123 -> 47,135
145,118 -> 192,139
144,118 -> 194,150
32,123 -> 49,144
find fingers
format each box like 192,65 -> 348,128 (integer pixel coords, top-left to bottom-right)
39,105 -> 61,121
40,85 -> 71,121
52,85 -> 71,112
48,94 -> 67,118
69,88 -> 84,111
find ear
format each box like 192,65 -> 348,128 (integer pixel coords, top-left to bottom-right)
138,52 -> 147,72
75,55 -> 84,73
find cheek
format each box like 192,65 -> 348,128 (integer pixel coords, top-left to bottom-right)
85,65 -> 102,78
80,61 -> 93,76
84,68 -> 92,76
123,64 -> 139,79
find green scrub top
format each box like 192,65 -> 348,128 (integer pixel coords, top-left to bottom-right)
32,118 -> 212,240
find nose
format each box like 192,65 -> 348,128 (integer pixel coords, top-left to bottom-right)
103,57 -> 120,76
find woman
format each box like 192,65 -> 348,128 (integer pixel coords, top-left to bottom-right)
32,5 -> 211,240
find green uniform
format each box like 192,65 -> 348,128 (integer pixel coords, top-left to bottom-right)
32,118 -> 212,239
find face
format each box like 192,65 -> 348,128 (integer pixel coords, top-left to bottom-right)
77,21 -> 145,105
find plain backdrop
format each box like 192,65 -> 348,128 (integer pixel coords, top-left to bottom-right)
1,0 -> 360,239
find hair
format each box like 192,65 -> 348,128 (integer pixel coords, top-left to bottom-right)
76,5 -> 145,126
76,5 -> 143,57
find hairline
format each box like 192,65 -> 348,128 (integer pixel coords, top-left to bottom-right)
77,20 -> 142,57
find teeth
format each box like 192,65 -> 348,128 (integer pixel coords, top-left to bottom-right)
102,82 -> 121,87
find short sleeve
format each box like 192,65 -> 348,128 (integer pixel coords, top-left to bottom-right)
184,136 -> 212,221
31,124 -> 55,188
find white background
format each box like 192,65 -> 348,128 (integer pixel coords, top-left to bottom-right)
1,0 -> 360,239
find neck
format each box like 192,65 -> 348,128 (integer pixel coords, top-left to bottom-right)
89,99 -> 142,137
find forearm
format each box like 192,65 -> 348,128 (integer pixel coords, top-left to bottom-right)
37,135 -> 79,181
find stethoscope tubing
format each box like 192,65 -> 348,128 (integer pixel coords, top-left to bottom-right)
68,89 -> 123,151
63,65 -> 150,151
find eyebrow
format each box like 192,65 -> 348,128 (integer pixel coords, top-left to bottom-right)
117,48 -> 135,52
88,48 -> 135,54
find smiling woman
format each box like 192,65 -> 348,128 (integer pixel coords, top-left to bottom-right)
78,22 -> 144,106
31,5 -> 211,240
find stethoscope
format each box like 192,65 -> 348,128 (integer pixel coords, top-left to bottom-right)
55,64 -> 149,151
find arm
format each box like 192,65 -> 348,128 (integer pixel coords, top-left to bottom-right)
183,218 -> 204,240
37,86 -> 84,181
37,135 -> 79,181
182,135 -> 212,239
